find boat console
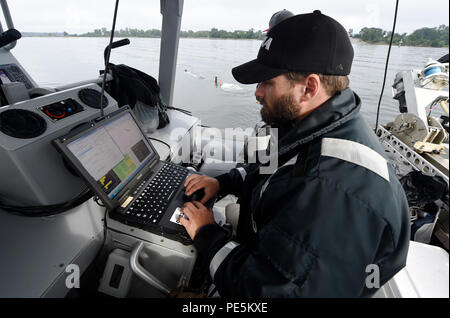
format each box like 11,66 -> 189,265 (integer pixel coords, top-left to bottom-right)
0,81 -> 119,206
0,15 -> 200,296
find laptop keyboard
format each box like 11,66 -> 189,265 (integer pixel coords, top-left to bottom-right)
124,163 -> 189,225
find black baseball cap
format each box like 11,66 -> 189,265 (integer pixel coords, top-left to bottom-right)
232,10 -> 354,84
263,9 -> 294,32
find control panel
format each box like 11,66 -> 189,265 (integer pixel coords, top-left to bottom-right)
0,83 -> 119,207
40,98 -> 84,121
0,63 -> 34,88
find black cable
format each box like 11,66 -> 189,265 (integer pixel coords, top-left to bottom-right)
374,0 -> 400,132
147,137 -> 172,161
147,137 -> 172,152
92,198 -> 107,247
99,0 -> 120,118
0,188 -> 93,217
92,207 -> 109,270
93,196 -> 106,207
166,105 -> 192,116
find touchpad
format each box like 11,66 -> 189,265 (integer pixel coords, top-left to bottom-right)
170,207 -> 188,224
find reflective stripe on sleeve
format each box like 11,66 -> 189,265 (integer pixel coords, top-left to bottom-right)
209,241 -> 240,280
321,138 -> 390,182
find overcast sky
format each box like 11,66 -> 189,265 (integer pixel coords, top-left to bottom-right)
5,0 -> 449,35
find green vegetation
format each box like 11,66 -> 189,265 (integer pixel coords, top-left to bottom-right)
25,25 -> 448,47
199,28 -> 264,39
77,27 -> 161,38
70,27 -> 265,40
351,25 -> 448,47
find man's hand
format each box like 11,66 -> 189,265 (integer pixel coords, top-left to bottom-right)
184,174 -> 220,204
178,201 -> 215,240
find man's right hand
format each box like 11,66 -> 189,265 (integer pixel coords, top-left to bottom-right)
184,174 -> 220,204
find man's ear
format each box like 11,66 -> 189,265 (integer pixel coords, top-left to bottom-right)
302,74 -> 321,101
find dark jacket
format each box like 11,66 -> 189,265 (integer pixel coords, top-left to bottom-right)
194,88 -> 410,297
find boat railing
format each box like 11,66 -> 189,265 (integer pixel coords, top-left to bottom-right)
0,0 -> 17,50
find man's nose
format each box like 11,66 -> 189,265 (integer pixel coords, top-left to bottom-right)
255,83 -> 264,101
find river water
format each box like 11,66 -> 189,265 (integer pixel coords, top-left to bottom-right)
12,37 -> 448,129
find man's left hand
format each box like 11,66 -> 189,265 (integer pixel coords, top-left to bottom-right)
178,201 -> 215,240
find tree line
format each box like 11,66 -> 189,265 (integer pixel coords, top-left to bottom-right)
350,25 -> 448,47
58,25 -> 449,47
73,27 -> 265,40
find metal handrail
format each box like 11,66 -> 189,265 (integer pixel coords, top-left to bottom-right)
129,241 -> 171,295
0,0 -> 18,50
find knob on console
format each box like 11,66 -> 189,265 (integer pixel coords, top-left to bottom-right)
78,88 -> 109,109
0,109 -> 46,138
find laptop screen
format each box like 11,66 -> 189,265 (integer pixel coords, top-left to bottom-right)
66,111 -> 156,199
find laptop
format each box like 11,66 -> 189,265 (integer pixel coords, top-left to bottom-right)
53,106 -> 201,244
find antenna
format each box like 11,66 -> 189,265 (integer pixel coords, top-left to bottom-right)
98,0 -> 120,119
374,0 -> 399,132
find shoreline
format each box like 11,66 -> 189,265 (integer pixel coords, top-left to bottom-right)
19,36 -> 448,48
349,38 -> 448,49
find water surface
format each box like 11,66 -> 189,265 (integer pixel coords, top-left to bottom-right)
13,37 -> 448,128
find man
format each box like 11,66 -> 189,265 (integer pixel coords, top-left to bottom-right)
263,9 -> 294,32
179,11 -> 410,297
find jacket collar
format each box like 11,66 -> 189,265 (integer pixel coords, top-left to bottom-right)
276,88 -> 361,157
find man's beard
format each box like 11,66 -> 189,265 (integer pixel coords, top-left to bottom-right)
260,93 -> 299,126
